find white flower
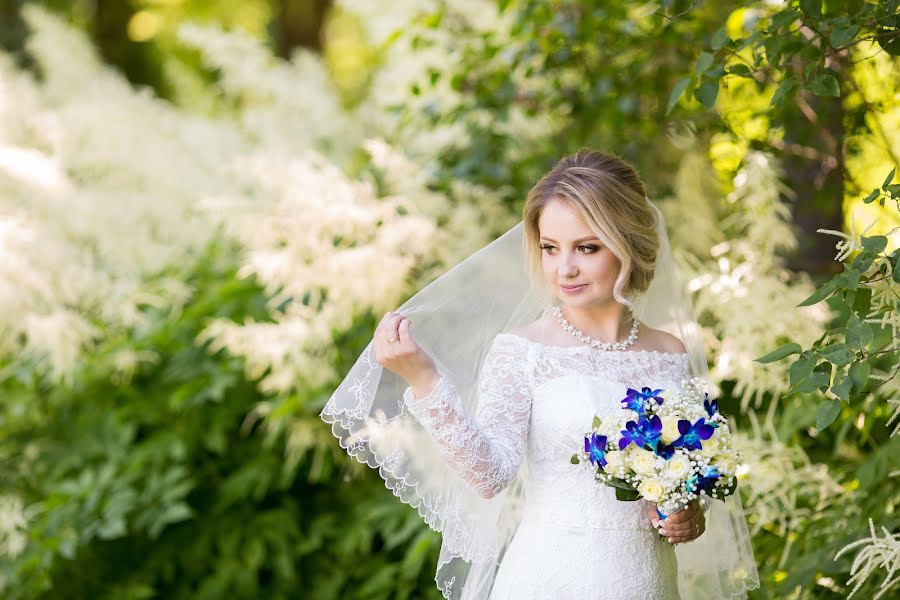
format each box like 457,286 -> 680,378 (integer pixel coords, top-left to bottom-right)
660,416 -> 682,444
638,477 -> 665,503
665,454 -> 691,479
603,450 -> 626,474
629,448 -> 659,476
700,435 -> 720,458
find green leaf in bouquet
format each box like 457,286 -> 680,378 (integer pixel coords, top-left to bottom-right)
755,342 -> 802,363
863,188 -> 880,204
615,487 -> 641,502
592,415 -> 602,430
816,398 -> 842,432
570,453 -> 581,465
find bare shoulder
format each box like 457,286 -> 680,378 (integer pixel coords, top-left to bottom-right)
506,320 -> 544,341
639,324 -> 687,354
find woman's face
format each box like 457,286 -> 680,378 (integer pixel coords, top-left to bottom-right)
538,198 -> 622,310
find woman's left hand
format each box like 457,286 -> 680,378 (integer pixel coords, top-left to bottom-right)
645,500 -> 705,545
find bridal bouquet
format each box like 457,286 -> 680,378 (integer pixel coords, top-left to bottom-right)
571,378 -> 740,518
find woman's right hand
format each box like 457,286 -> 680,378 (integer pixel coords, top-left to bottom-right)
374,311 -> 440,398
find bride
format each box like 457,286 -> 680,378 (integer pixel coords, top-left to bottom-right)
322,149 -> 759,599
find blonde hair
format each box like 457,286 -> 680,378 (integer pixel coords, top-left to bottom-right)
522,148 -> 659,311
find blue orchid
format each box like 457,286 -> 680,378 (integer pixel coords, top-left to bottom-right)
655,442 -> 675,460
671,418 -> 716,452
703,395 -> 719,420
697,466 -> 721,490
621,387 -> 665,414
618,414 -> 663,451
584,433 -> 608,467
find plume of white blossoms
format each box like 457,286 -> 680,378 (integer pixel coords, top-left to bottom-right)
737,410 -> 848,566
834,518 -> 900,600
0,7 -> 251,381
0,494 -> 27,559
198,145 -> 438,393
661,151 -> 830,410
176,23 -> 362,166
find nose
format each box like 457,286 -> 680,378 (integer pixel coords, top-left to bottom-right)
558,253 -> 578,277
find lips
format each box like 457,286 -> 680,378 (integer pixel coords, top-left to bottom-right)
560,284 -> 586,290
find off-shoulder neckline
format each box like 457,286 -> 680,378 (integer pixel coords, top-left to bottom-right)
495,332 -> 690,360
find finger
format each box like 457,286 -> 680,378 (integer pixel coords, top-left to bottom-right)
665,509 -> 694,524
659,522 -> 695,535
398,318 -> 412,345
375,311 -> 393,336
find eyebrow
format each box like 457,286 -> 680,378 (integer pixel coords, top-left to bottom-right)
539,236 -> 600,244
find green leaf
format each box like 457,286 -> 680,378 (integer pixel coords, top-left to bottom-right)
755,342 -> 803,363
728,64 -> 752,76
615,487 -> 641,501
666,77 -> 692,115
852,251 -> 875,272
846,314 -> 873,350
853,287 -> 873,316
770,77 -> 797,106
861,235 -> 888,254
830,25 -> 859,48
882,167 -> 896,189
800,0 -> 822,19
695,52 -> 715,77
816,398 -> 841,431
771,9 -> 800,30
805,73 -> 840,97
833,269 -> 860,290
711,27 -> 730,50
831,371 -> 853,402
789,355 -> 815,387
820,343 -> 856,366
849,361 -> 871,390
863,188 -> 881,204
592,415 -> 602,429
694,78 -> 720,109
798,280 -> 836,306
794,371 -> 830,393
570,453 -> 581,465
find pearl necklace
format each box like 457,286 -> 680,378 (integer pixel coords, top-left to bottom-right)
552,306 -> 639,351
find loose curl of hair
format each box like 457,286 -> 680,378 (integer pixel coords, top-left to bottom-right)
522,148 -> 659,312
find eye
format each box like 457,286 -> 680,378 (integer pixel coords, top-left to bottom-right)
578,245 -> 599,253
540,244 -> 557,254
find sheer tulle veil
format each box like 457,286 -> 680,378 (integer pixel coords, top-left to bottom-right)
320,198 -> 759,598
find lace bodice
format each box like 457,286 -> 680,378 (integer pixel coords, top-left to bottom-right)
403,333 -> 692,526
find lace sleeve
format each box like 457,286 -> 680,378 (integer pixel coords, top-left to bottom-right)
402,334 -> 532,499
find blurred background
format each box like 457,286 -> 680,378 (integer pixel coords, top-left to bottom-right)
0,1 -> 897,598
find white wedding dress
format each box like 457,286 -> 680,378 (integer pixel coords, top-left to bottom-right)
403,332 -> 691,600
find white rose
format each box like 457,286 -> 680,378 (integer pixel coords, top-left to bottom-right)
629,448 -> 658,476
664,454 -> 691,479
638,477 -> 665,503
660,416 -> 682,444
713,453 -> 737,476
603,450 -> 626,475
699,435 -> 720,458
